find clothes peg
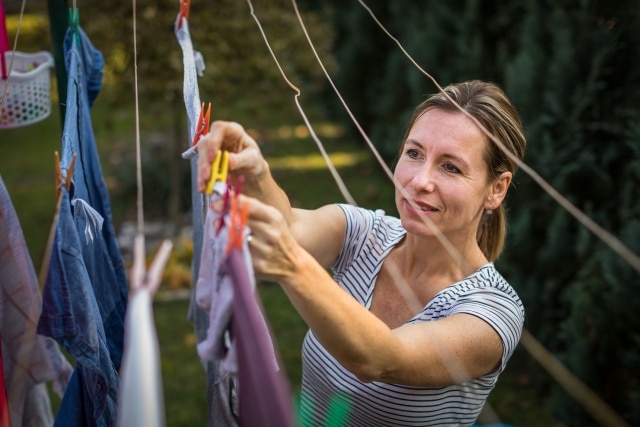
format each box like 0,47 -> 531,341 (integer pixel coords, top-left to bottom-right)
231,175 -> 244,198
213,175 -> 245,236
55,151 -> 76,201
177,0 -> 191,30
130,233 -> 173,295
181,102 -> 211,159
214,177 -> 233,236
225,195 -> 249,255
205,150 -> 229,195
192,102 -> 211,148
68,8 -> 80,45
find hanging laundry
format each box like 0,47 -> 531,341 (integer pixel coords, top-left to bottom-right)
221,198 -> 294,427
36,19 -> 128,427
116,236 -> 172,427
193,185 -> 241,425
39,185 -> 120,427
0,175 -> 73,427
195,197 -> 236,370
174,8 -> 239,427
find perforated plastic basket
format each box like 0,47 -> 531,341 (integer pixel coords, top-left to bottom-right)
0,51 -> 54,129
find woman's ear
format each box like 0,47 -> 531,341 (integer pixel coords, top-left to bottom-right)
486,171 -> 512,209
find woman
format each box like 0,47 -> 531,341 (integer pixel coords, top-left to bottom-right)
196,80 -> 526,426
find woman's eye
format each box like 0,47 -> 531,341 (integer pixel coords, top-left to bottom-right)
444,163 -> 460,173
406,149 -> 420,159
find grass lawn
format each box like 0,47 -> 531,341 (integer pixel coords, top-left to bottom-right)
1,93 -> 563,426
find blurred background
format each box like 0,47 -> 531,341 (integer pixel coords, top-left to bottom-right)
1,0 -> 639,426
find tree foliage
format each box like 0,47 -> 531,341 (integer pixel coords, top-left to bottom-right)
78,0 -> 334,123
73,0 -> 335,222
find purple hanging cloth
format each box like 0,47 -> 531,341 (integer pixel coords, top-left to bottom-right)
225,247 -> 295,427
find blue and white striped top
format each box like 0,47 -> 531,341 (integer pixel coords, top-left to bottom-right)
300,204 -> 525,426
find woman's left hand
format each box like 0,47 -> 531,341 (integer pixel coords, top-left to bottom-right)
241,195 -> 305,283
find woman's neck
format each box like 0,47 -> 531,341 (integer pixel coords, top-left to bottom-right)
394,233 -> 488,286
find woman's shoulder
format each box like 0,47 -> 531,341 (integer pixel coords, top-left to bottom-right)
420,263 -> 524,320
332,204 -> 405,276
336,203 -> 403,235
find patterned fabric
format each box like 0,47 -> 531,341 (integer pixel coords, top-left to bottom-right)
301,204 -> 525,427
0,175 -> 73,427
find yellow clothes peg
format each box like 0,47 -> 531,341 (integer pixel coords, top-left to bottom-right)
205,150 -> 229,195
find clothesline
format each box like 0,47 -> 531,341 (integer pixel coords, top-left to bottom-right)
0,1 -> 635,426
247,1 -> 633,426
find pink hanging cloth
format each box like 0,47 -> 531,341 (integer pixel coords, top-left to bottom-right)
0,0 -> 10,79
0,344 -> 11,427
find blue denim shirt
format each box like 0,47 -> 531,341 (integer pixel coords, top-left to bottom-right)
39,188 -> 119,427
37,25 -> 127,427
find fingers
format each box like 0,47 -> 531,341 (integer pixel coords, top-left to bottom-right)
240,194 -> 282,226
238,195 -> 302,281
196,121 -> 261,192
239,194 -> 283,249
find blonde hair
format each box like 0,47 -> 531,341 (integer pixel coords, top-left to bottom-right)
401,80 -> 526,261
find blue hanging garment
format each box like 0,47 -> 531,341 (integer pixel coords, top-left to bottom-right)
37,18 -> 128,427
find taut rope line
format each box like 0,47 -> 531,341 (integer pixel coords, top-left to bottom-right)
245,0 -> 356,207
289,0 -> 465,269
269,2 -> 632,425
131,0 -> 144,236
355,0 -> 640,276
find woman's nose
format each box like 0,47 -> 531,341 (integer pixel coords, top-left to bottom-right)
411,165 -> 436,192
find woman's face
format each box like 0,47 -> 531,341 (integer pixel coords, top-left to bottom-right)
394,109 -> 498,242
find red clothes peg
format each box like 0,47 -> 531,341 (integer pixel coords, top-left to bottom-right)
192,102 -> 211,148
214,175 -> 245,236
177,0 -> 191,30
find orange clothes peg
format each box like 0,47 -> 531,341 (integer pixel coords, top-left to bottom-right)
55,151 -> 77,202
225,195 -> 249,255
177,0 -> 191,30
191,102 -> 211,148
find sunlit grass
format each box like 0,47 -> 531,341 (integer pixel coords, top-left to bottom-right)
268,151 -> 370,171
4,14 -> 49,34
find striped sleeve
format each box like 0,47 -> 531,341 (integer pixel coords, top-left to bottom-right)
331,204 -> 378,275
449,286 -> 524,372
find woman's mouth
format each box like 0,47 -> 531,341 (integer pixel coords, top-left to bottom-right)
407,199 -> 438,214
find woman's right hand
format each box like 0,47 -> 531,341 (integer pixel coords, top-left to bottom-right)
196,120 -> 267,192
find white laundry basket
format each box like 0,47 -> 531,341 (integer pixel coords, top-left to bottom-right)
0,50 -> 55,129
